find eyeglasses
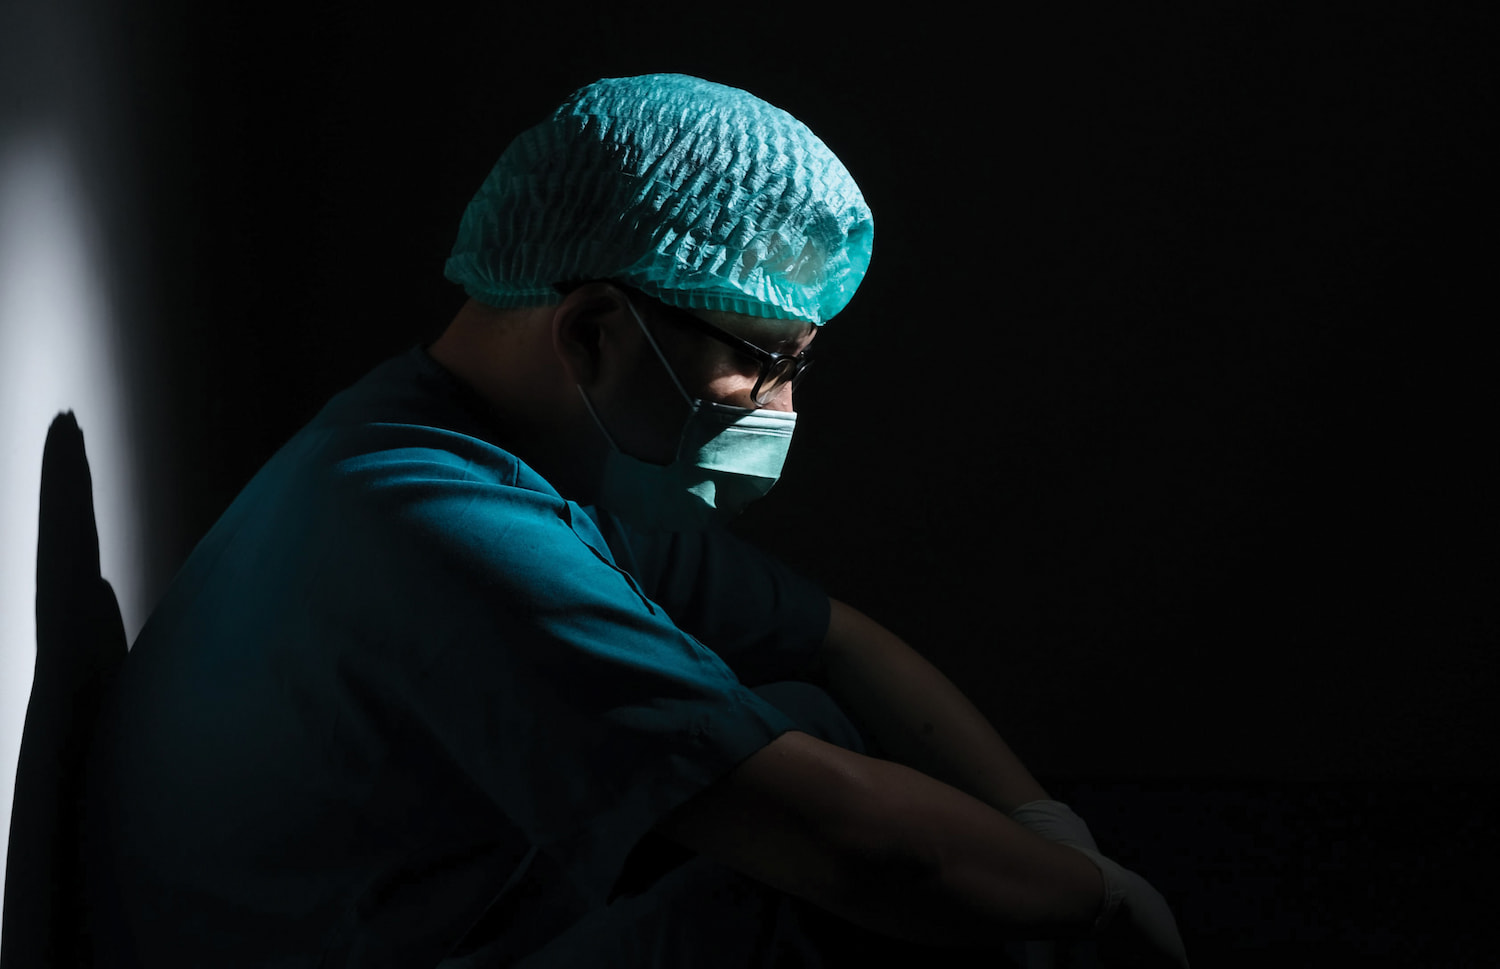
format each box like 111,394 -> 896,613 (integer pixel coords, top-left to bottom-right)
554,280 -> 817,406
635,294 -> 814,407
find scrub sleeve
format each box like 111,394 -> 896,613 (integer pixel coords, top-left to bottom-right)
325,418 -> 808,913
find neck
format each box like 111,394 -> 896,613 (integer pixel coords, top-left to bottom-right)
428,301 -> 606,501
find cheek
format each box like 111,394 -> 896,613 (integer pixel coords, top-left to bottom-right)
758,381 -> 795,413
695,369 -> 761,409
654,325 -> 761,406
593,345 -> 694,464
675,345 -> 760,405
624,382 -> 695,462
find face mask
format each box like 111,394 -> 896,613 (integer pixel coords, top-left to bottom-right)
578,300 -> 798,531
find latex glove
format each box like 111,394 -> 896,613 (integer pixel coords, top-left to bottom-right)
1009,800 -> 1188,968
1073,846 -> 1190,968
1008,799 -> 1101,852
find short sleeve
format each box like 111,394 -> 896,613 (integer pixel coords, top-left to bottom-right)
584,512 -> 830,686
324,424 -> 800,907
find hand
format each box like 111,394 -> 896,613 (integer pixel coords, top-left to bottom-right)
1009,801 -> 1188,968
1008,799 -> 1100,852
1075,847 -> 1190,969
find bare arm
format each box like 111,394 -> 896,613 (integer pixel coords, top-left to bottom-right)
810,597 -> 1048,813
654,730 -> 1103,948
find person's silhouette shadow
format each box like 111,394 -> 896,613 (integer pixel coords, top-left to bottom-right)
2,412 -> 128,968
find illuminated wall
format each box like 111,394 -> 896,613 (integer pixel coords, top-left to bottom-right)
0,0 -> 155,941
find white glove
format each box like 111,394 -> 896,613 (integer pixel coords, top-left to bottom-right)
1009,800 -> 1189,968
1008,799 -> 1101,852
1072,845 -> 1190,968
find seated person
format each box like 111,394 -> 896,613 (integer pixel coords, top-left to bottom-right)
82,73 -> 1187,967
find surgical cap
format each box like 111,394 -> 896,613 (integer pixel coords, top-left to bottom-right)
444,74 -> 873,325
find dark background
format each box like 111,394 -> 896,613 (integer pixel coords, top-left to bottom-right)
51,0 -> 1500,964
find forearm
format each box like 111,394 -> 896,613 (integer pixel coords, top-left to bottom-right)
659,731 -> 1102,948
830,755 -> 1103,947
818,598 -> 1048,813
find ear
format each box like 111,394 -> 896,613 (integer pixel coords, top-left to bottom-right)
550,282 -> 637,389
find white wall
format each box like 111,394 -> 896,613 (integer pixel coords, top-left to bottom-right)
0,0 -> 150,950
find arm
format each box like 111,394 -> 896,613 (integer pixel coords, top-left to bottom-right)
655,730 -> 1104,948
810,597 -> 1048,814
799,600 -> 1190,966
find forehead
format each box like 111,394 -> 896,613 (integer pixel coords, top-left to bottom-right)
696,308 -> 818,354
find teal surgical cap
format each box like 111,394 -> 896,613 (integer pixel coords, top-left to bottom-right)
444,74 -> 873,325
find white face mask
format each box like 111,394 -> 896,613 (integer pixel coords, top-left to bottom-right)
577,300 -> 798,531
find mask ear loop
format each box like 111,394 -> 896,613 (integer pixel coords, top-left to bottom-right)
576,384 -> 623,452
621,296 -> 696,406
578,293 -> 699,464
620,293 -> 705,463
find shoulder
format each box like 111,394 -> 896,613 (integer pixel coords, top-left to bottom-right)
299,346 -> 562,502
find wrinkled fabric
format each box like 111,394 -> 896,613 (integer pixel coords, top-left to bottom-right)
83,347 -> 829,968
444,74 -> 874,325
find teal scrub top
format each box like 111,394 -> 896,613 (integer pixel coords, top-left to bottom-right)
84,347 -> 830,968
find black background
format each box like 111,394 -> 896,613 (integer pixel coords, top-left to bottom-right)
33,0 -> 1500,964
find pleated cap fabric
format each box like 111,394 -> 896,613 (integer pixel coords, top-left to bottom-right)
444,74 -> 873,325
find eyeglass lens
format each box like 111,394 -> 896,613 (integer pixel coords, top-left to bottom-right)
754,357 -> 811,405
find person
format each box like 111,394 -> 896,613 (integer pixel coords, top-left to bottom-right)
81,73 -> 1188,967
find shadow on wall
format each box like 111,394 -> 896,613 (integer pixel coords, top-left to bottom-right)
1,412 -> 127,968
